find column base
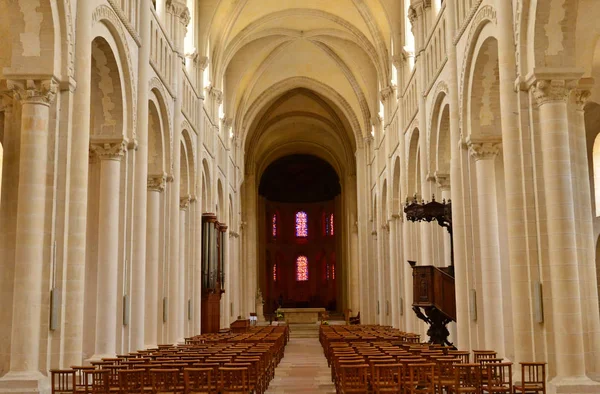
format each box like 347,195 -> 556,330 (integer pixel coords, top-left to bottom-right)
549,376 -> 600,393
0,371 -> 50,394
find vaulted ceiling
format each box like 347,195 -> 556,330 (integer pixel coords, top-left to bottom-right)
198,0 -> 403,152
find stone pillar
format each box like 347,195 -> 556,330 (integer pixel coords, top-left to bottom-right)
166,0 -> 189,344
389,215 -> 399,328
0,79 -> 56,390
131,0 -> 152,352
90,139 -> 127,359
532,77 -> 600,391
145,174 -> 165,348
467,137 -> 505,356
62,0 -> 94,367
244,174 -> 258,316
193,198 -> 203,334
573,87 -> 600,375
179,196 -> 190,342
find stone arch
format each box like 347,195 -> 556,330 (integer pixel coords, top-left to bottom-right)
459,5 -> 497,135
467,35 -> 501,139
181,127 -> 196,196
148,97 -> 165,175
217,179 -> 225,220
180,140 -> 191,198
202,159 -> 212,212
407,128 -> 421,198
241,77 -> 363,149
92,5 -> 137,139
0,0 -> 61,78
90,36 -> 125,138
428,85 -> 449,172
392,157 -> 401,215
150,77 -> 173,172
532,0 -> 578,68
381,179 -> 388,223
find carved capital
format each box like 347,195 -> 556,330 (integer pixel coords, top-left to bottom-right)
407,6 -> 418,24
467,136 -> 502,161
148,173 -> 167,192
166,0 -> 190,26
574,89 -> 592,110
90,138 -> 128,161
434,172 -> 450,191
209,87 -> 223,104
180,196 -> 191,210
7,79 -> 58,107
379,85 -> 395,101
532,79 -> 577,106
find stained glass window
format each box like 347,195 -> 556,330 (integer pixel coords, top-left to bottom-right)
296,256 -> 308,281
332,264 -> 335,280
329,213 -> 334,236
273,263 -> 277,282
272,213 -> 277,238
295,211 -> 308,237
326,262 -> 330,280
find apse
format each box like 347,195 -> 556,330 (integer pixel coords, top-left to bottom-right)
258,154 -> 341,316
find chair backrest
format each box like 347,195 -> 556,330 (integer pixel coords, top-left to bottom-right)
119,369 -> 145,394
150,368 -> 179,393
372,363 -> 402,390
453,363 -> 480,389
183,368 -> 215,394
339,363 -> 368,391
521,362 -> 546,390
218,367 -> 249,392
485,362 -> 512,389
50,369 -> 75,394
473,350 -> 497,363
406,363 -> 435,393
84,369 -> 110,394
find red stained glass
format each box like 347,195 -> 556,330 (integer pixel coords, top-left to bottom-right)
272,214 -> 277,238
273,263 -> 277,281
329,213 -> 334,236
332,264 -> 335,280
295,211 -> 308,237
296,256 -> 308,281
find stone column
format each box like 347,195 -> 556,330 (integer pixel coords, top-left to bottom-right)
145,174 -> 166,348
179,196 -> 190,342
389,215 -> 399,328
574,87 -> 600,375
0,79 -> 56,389
130,0 -> 152,352
90,139 -> 127,359
193,197 -> 203,334
166,0 -> 189,344
62,0 -> 94,367
532,77 -> 600,390
467,137 -> 505,356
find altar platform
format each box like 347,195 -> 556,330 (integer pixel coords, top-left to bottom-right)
277,307 -> 326,324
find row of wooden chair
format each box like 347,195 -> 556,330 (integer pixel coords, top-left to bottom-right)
320,325 -> 546,394
50,326 -> 289,394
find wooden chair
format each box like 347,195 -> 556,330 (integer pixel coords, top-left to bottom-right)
50,369 -> 75,394
84,370 -> 110,394
513,362 -> 546,394
150,369 -> 179,394
103,365 -> 126,391
349,312 -> 361,325
404,363 -> 436,394
218,367 -> 249,393
183,368 -> 217,394
371,363 -> 402,394
338,363 -> 369,393
71,365 -> 95,393
447,363 -> 480,394
435,358 -> 458,394
481,362 -> 512,394
119,369 -> 145,394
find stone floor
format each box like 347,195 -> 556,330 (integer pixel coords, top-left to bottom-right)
266,337 -> 336,393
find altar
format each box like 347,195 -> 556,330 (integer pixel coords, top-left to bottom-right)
277,307 -> 326,324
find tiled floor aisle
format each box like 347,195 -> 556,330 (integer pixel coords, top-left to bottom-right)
266,337 -> 336,393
